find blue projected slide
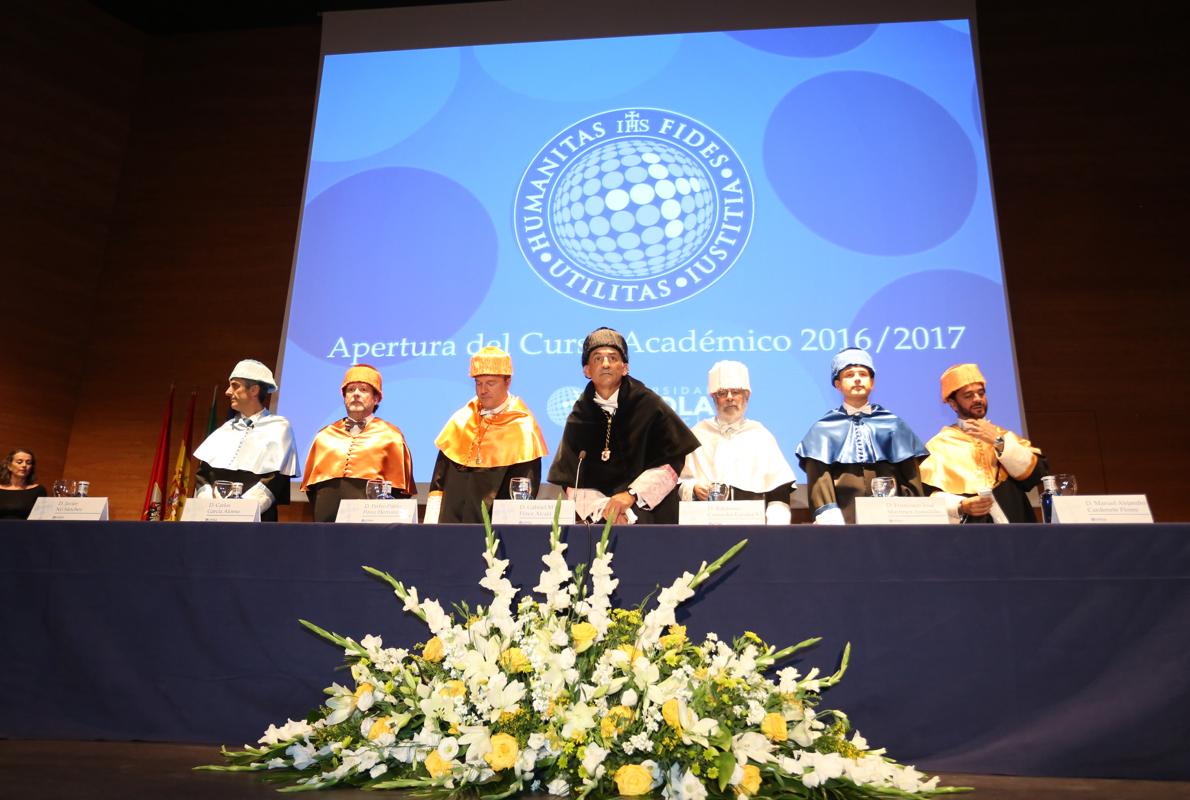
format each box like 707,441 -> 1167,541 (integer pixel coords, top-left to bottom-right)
277,18 -> 1019,483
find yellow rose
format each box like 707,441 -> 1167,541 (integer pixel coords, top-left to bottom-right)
659,624 -> 687,649
367,716 -> 391,741
571,622 -> 598,653
600,705 -> 635,739
661,698 -> 683,733
736,764 -> 761,796
422,636 -> 444,663
424,750 -> 451,779
619,643 -> 642,664
614,764 -> 654,796
439,680 -> 466,698
760,712 -> 788,742
484,732 -> 519,771
499,647 -> 531,673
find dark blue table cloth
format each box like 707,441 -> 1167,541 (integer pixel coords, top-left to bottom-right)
3,521 -> 1188,780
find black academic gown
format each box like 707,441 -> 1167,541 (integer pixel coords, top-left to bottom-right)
548,375 -> 700,524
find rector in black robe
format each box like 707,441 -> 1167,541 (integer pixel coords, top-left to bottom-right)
548,327 -> 700,525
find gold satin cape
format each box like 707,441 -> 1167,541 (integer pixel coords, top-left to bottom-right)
434,397 -> 548,468
300,418 -> 415,495
920,425 -> 1039,495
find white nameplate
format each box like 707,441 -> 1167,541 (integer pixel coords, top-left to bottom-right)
855,496 -> 950,525
180,497 -> 261,522
491,499 -> 577,525
29,497 -> 110,521
335,498 -> 419,524
679,500 -> 766,526
1052,495 -> 1153,524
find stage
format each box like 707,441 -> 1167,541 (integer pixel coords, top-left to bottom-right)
3,740 -> 1188,800
2,521 -> 1188,782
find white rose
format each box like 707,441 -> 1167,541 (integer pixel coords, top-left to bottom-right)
547,778 -> 571,796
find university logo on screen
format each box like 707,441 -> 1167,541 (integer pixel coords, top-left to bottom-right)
514,108 -> 753,310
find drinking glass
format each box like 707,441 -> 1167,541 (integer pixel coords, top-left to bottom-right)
213,480 -> 234,499
870,477 -> 897,498
707,482 -> 731,502
52,479 -> 70,498
365,479 -> 386,500
1054,474 -> 1078,496
509,477 -> 532,501
75,480 -> 90,498
229,482 -> 243,499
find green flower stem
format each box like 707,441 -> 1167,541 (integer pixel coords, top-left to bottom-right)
819,642 -> 852,688
757,636 -> 823,668
481,500 -> 500,557
299,619 -> 369,657
595,514 -> 615,558
479,778 -> 524,800
549,495 -> 564,549
688,538 -> 748,590
366,777 -> 435,790
361,566 -> 427,622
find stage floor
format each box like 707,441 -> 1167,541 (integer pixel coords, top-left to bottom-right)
1,741 -> 1187,800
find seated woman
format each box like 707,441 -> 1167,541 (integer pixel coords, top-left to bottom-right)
0,448 -> 47,520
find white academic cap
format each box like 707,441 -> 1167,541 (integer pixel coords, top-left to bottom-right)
229,359 -> 277,392
707,360 -> 750,394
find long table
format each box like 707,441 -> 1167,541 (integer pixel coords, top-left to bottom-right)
2,521 -> 1188,780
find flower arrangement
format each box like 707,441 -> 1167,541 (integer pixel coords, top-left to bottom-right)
205,506 -> 964,797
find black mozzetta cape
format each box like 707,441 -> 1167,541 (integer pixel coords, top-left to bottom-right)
548,375 -> 700,522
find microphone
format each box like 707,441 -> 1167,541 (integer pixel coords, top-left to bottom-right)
574,450 -> 588,527
574,450 -> 587,493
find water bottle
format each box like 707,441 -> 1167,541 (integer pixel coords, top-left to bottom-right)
1040,475 -> 1057,523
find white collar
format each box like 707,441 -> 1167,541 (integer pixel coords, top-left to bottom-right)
712,416 -> 748,436
843,403 -> 872,416
593,388 -> 620,414
479,396 -> 512,417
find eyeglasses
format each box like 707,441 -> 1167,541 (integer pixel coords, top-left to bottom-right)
711,389 -> 747,400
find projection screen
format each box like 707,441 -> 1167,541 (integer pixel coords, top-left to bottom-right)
275,0 -> 1022,488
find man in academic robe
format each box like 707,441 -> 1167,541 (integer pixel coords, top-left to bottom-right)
428,346 -> 548,523
679,360 -> 796,524
300,364 -> 415,523
920,363 -> 1048,523
548,327 -> 701,525
194,359 -> 299,522
795,347 -> 928,525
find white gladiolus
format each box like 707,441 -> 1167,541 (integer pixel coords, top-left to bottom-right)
732,731 -> 774,764
258,718 -> 313,745
437,737 -> 460,761
581,743 -> 608,778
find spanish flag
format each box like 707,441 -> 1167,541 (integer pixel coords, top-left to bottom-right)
164,390 -> 197,521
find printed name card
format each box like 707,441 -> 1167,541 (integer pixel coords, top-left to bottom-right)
679,500 -> 766,526
28,497 -> 110,521
1052,495 -> 1153,524
854,497 -> 950,525
492,500 -> 577,525
335,499 -> 419,524
180,497 -> 262,522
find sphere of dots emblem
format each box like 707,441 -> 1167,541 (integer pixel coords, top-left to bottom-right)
546,386 -> 583,427
547,139 -> 716,280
